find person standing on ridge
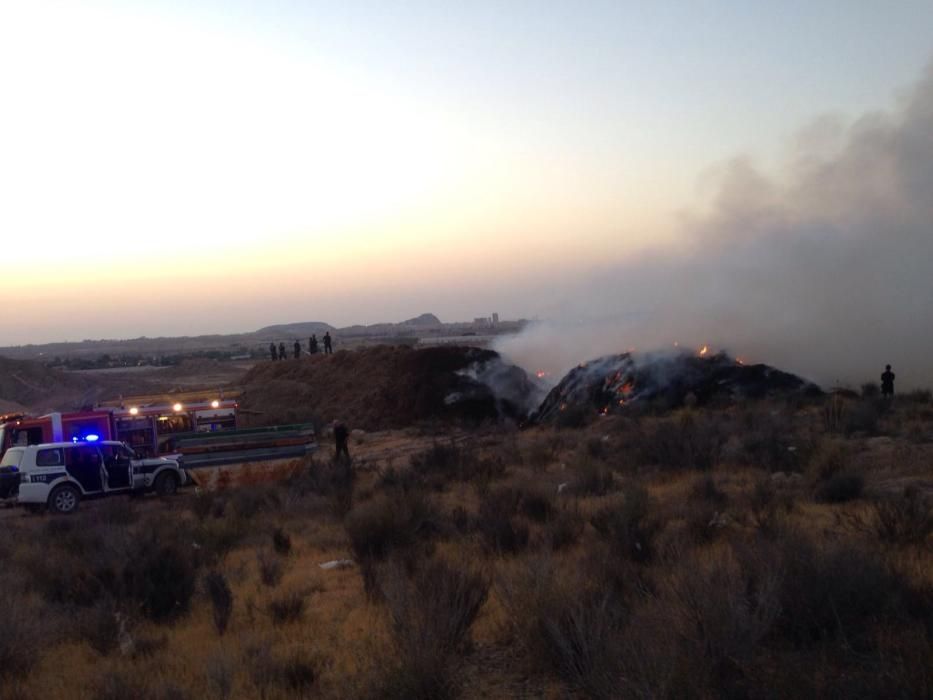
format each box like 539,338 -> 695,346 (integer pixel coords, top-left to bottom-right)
309,335 -> 318,354
293,340 -> 301,359
278,342 -> 286,361
269,342 -> 278,361
323,332 -> 333,354
881,364 -> 896,398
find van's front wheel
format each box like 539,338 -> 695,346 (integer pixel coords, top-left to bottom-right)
48,484 -> 80,514
153,472 -> 179,497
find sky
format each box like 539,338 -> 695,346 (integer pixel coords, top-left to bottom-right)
1,1 -> 932,366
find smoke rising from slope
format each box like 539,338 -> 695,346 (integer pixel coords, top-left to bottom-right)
496,65 -> 933,389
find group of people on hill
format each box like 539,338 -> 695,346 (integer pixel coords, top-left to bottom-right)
268,332 -> 333,361
308,332 -> 333,355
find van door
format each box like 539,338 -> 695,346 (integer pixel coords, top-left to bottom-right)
99,444 -> 132,490
0,447 -> 25,499
65,445 -> 104,493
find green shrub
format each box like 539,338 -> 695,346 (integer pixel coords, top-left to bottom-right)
688,474 -> 727,507
772,535 -> 924,649
590,484 -> 657,563
0,589 -> 46,680
814,473 -> 864,503
124,541 -> 197,623
272,527 -> 292,556
477,488 -> 529,554
268,591 -> 306,625
247,644 -> 318,697
409,441 -> 476,481
377,558 -> 489,700
205,571 -> 233,636
635,413 -> 724,471
257,550 -> 284,588
500,559 -> 625,699
844,400 -> 880,436
571,455 -> 615,496
872,487 -> 932,545
518,487 -> 554,523
345,490 -> 436,562
545,507 -> 584,550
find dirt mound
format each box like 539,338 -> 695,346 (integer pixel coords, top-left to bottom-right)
533,351 -> 821,423
238,345 -> 537,430
0,356 -> 97,412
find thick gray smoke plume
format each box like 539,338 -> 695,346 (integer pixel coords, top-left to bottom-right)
496,65 -> 933,390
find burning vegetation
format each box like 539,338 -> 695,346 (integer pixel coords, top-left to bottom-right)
532,350 -> 820,423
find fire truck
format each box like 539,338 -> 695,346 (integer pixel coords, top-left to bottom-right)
0,395 -> 238,460
1,392 -> 318,501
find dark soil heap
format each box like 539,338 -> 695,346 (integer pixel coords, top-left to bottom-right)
238,345 -> 536,430
0,356 -> 94,412
532,351 -> 821,423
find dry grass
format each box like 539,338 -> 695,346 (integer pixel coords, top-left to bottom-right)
1,393 -> 931,698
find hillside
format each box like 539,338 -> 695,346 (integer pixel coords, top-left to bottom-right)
402,313 -> 442,326
238,345 -> 536,430
253,321 -> 336,338
0,357 -> 95,412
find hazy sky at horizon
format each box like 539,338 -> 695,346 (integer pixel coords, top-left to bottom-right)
1,1 -> 932,345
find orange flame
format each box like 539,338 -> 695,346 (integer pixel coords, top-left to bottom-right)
699,345 -> 709,356
535,370 -> 548,379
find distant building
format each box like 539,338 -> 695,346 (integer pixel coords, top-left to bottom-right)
491,313 -> 499,324
473,317 -> 490,326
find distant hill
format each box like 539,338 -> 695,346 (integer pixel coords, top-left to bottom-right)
254,321 -> 335,338
402,313 -> 442,326
0,315 -> 528,363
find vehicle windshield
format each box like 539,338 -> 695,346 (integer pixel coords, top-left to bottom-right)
0,449 -> 23,468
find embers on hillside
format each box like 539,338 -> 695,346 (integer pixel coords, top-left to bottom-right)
531,351 -> 820,422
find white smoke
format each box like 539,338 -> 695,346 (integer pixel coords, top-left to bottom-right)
495,65 -> 933,391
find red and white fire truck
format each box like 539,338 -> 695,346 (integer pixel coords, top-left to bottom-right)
1,393 -> 318,503
0,396 -> 238,460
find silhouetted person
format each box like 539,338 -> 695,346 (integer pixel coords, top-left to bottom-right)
323,331 -> 333,354
293,340 -> 301,359
333,420 -> 350,462
269,342 -> 278,361
278,342 -> 286,361
881,364 -> 895,398
309,335 -> 319,354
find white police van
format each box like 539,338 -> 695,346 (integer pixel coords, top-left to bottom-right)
11,439 -> 187,514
